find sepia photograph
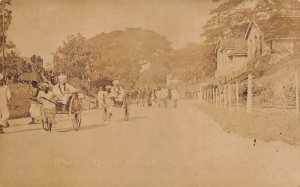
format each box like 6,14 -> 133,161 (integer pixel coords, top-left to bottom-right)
0,0 -> 300,186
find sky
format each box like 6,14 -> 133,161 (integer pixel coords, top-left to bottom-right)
7,0 -> 216,64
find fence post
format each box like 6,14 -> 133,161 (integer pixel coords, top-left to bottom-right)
247,74 -> 253,113
235,81 -> 239,111
219,87 -> 222,107
224,85 -> 227,107
212,88 -> 215,107
296,72 -> 299,113
211,89 -> 213,106
228,84 -> 232,112
216,88 -> 218,107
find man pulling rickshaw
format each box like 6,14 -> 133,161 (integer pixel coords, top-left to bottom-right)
102,80 -> 130,122
39,74 -> 83,131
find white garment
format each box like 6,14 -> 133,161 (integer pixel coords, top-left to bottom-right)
52,83 -> 75,104
97,90 -> 107,108
38,91 -> 56,109
111,86 -> 124,102
29,103 -> 41,119
0,85 -> 11,125
171,89 -> 180,100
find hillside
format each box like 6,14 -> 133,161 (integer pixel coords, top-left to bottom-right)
86,28 -> 173,63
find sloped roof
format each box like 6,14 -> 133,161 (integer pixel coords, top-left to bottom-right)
228,48 -> 248,56
217,38 -> 247,56
220,38 -> 247,49
246,17 -> 300,40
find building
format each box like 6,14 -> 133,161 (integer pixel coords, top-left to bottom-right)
245,17 -> 300,59
214,39 -> 248,83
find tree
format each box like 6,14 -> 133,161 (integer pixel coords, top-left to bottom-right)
53,33 -> 91,79
203,0 -> 256,43
30,55 -> 44,73
170,43 -> 216,82
202,0 -> 300,43
52,29 -> 173,89
0,0 -> 12,72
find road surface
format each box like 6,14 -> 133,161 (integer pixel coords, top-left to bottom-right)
0,100 -> 299,187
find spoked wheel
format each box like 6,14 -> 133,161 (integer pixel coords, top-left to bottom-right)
124,105 -> 129,121
103,107 -> 108,121
42,117 -> 51,131
72,112 -> 81,131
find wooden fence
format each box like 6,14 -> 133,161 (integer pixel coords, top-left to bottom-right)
199,72 -> 300,114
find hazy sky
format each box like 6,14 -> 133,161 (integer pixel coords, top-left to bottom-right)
7,0 -> 216,63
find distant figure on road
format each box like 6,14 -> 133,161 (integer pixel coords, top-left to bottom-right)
157,88 -> 168,108
104,85 -> 115,121
97,86 -> 107,109
0,73 -> 12,134
138,88 -> 146,107
170,88 -> 180,108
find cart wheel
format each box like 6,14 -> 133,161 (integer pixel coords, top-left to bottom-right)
72,112 -> 81,131
124,106 -> 129,121
103,107 -> 108,121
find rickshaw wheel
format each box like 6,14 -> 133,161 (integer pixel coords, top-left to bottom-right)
124,105 -> 129,121
103,107 -> 108,121
72,112 -> 81,131
69,94 -> 82,131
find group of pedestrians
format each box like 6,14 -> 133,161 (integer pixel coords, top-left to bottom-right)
132,87 -> 180,108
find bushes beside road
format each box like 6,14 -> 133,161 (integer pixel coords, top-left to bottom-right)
9,83 -> 31,119
197,104 -> 300,146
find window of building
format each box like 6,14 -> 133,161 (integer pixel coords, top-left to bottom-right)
229,56 -> 233,63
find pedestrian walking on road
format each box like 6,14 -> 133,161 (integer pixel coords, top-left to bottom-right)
104,85 -> 115,121
170,88 -> 180,108
0,73 -> 12,133
97,86 -> 107,109
29,81 -> 42,124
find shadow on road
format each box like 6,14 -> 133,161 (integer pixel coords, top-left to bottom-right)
55,123 -> 109,133
5,128 -> 42,134
114,116 -> 146,123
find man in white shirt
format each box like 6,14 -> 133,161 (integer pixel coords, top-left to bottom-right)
111,80 -> 125,106
0,74 -> 12,133
52,74 -> 76,112
97,86 -> 107,109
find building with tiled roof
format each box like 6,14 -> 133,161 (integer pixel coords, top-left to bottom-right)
245,17 -> 300,59
215,38 -> 248,83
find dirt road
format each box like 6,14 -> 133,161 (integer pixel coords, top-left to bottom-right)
0,100 -> 299,187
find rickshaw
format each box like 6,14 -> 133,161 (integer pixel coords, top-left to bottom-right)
102,91 -> 131,121
34,91 -> 84,131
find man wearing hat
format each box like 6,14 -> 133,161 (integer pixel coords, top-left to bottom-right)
111,80 -> 125,106
52,74 -> 76,112
38,82 -> 56,131
0,73 -> 12,133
